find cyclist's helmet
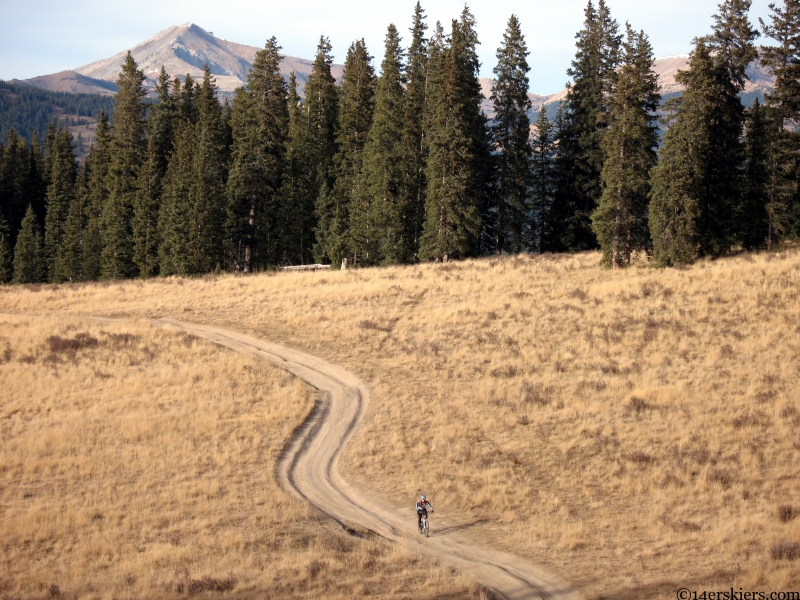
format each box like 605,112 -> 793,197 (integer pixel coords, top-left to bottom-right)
420,495 -> 426,500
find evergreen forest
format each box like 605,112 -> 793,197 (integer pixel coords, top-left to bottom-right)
0,80 -> 116,145
2,0 -> 800,284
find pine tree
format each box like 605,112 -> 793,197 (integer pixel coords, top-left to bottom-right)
649,43 -> 714,266
739,98 -> 772,250
0,130 -> 39,251
306,36 -> 340,195
702,0 -> 760,254
489,14 -> 532,255
552,0 -> 621,251
27,130 -> 47,228
650,2 -> 758,264
278,73 -> 316,264
134,137 -> 163,276
83,112 -> 110,280
0,130 -> 22,246
761,0 -> 800,120
592,25 -> 659,267
305,36 -> 343,264
333,36 -> 381,265
132,67 -> 176,277
150,67 -> 178,171
323,39 -> 376,266
159,122 -> 194,275
102,52 -> 147,279
356,25 -> 407,265
760,0 -> 800,239
739,97 -> 796,250
60,166 -> 88,282
43,126 -> 76,282
160,65 -> 229,277
188,65 -> 227,272
12,204 -> 45,284
420,10 -> 491,261
0,211 -> 11,283
226,37 -> 289,271
400,2 -> 429,259
177,74 -> 198,124
530,105 -> 556,253
764,128 -> 798,247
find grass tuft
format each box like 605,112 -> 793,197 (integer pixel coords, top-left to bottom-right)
778,505 -> 799,523
771,541 -> 800,561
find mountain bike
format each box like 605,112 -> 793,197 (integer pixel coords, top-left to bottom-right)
419,510 -> 430,537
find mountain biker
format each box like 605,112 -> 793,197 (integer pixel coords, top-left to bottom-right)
416,494 -> 434,530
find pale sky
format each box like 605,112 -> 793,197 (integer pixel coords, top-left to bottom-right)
0,0 -> 775,94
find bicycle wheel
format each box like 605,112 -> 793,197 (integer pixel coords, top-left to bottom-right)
423,517 -> 429,537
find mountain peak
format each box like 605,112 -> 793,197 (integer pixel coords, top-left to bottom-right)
66,23 -> 342,97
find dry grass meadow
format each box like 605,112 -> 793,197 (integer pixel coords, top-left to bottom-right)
2,245 -> 800,599
0,315 -> 474,599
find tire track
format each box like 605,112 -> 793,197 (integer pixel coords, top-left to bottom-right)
157,318 -> 581,600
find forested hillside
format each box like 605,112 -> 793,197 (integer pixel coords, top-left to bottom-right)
0,81 -> 116,146
1,0 -> 799,285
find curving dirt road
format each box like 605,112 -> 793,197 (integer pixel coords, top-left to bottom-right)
160,318 -> 582,600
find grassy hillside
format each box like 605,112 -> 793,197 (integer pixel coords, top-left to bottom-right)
0,315 -> 473,599
1,247 -> 799,598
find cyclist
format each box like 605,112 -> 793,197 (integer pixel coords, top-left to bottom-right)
415,494 -> 434,531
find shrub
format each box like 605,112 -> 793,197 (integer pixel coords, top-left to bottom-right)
490,365 -> 518,379
177,576 -> 236,595
771,541 -> 800,561
625,451 -> 656,464
521,382 -> 551,405
625,396 -> 652,414
778,505 -> 798,523
732,410 -> 769,429
102,332 -> 140,347
46,333 -> 99,354
306,561 -> 326,578
707,468 -> 735,489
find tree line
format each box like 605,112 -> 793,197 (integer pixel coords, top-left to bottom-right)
2,0 -> 800,284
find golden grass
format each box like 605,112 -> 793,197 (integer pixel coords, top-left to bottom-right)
0,315 -> 474,599
2,246 -> 800,598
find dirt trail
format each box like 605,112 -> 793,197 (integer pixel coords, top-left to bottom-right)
155,318 -> 581,600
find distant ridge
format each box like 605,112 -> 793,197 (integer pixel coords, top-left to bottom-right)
12,70 -> 117,96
